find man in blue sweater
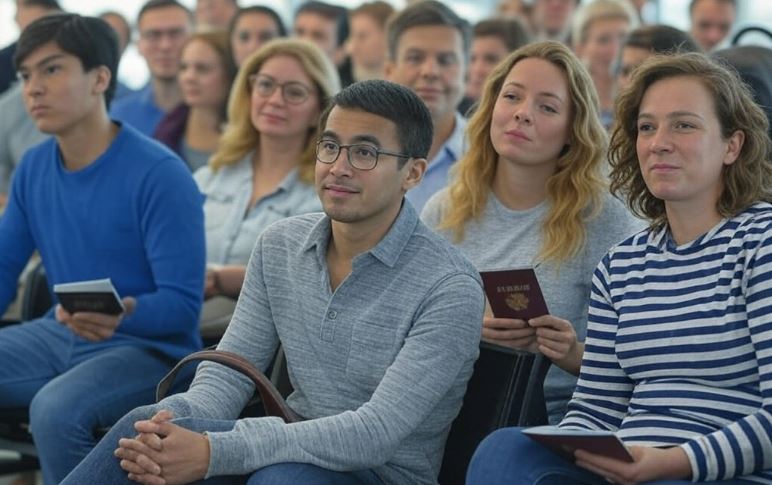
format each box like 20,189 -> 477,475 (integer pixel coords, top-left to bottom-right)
0,13 -> 205,484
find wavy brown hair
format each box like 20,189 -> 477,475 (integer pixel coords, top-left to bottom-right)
208,38 -> 340,183
439,41 -> 608,264
608,52 -> 772,226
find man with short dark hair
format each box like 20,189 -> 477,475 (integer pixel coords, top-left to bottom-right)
0,13 -> 205,484
110,0 -> 193,135
385,0 -> 470,212
689,0 -> 736,51
294,0 -> 354,86
61,79 -> 484,485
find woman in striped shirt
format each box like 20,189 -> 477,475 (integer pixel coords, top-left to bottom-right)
467,52 -> 772,484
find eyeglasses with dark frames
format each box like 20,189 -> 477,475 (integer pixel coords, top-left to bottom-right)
248,73 -> 313,104
316,139 -> 411,171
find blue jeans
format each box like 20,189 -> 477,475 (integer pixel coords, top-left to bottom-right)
62,403 -> 384,484
466,427 -> 753,485
0,318 -> 178,485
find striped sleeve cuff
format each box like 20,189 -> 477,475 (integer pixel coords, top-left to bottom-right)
679,442 -> 704,482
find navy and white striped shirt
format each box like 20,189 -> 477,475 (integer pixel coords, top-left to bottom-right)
561,202 -> 772,483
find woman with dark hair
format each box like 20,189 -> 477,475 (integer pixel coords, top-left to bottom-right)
228,6 -> 286,67
467,52 -> 772,484
153,31 -> 236,171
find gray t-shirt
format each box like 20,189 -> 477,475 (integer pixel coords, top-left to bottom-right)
422,189 -> 644,423
0,84 -> 48,194
159,201 -> 485,484
181,139 -> 211,173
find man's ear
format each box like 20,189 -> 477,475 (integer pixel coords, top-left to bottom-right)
402,157 -> 427,191
92,65 -> 111,96
384,60 -> 395,81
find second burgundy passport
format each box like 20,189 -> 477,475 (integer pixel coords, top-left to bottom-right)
480,268 -> 549,320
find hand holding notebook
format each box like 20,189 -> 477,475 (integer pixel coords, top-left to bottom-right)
54,278 -> 126,315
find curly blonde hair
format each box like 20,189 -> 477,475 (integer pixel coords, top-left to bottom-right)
609,52 -> 772,226
208,38 -> 340,183
439,41 -> 607,264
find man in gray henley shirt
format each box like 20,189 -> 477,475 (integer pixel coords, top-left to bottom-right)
61,80 -> 485,485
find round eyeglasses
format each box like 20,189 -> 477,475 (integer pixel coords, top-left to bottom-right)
316,139 -> 411,171
248,74 -> 313,104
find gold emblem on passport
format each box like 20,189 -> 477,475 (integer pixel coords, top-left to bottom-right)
505,292 -> 529,312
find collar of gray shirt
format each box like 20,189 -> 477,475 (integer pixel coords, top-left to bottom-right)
301,198 -> 419,270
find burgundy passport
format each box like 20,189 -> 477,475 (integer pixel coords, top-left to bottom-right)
479,268 -> 548,320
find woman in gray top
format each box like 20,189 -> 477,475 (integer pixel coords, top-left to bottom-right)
197,39 -> 340,300
422,41 -> 642,423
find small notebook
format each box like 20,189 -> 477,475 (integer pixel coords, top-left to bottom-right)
523,425 -> 634,463
479,268 -> 549,320
54,278 -> 125,315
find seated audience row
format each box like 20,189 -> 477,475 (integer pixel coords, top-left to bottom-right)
468,50 -> 772,484
0,0 -> 770,482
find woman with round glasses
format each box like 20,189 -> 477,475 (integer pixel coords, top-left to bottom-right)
421,41 -> 642,424
195,39 -> 340,333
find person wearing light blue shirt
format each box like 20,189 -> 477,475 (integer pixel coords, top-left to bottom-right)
407,111 -> 466,211
195,153 -> 320,266
0,83 -> 48,208
385,1 -> 471,213
194,39 -> 339,336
